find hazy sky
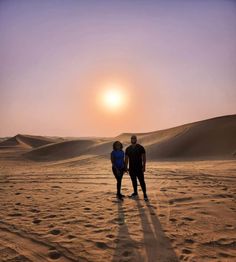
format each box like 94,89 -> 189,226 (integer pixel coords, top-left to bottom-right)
1,0 -> 236,137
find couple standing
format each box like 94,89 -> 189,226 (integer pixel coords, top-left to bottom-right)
111,135 -> 148,201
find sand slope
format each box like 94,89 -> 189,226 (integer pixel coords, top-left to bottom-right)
0,147 -> 235,261
0,115 -> 236,261
24,139 -> 98,161
0,134 -> 61,149
7,114 -> 235,161
117,115 -> 236,160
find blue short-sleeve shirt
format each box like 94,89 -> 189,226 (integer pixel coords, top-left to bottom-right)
111,150 -> 125,169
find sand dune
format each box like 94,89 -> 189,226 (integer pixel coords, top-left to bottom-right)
24,139 -> 97,161
9,114 -> 235,161
0,134 -> 61,149
145,115 -> 236,160
0,115 -> 236,261
24,139 -> 117,162
117,115 -> 236,160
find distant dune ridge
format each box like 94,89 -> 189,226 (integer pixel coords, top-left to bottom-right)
126,114 -> 236,160
0,115 -> 235,161
0,134 -> 62,149
24,139 -> 97,161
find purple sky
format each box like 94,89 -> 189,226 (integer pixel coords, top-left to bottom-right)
1,0 -> 236,137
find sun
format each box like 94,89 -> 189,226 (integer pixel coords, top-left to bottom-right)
103,89 -> 122,108
100,84 -> 127,111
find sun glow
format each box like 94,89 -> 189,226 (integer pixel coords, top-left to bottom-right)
100,84 -> 127,112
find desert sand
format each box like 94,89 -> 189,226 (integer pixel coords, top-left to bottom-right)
0,115 -> 236,262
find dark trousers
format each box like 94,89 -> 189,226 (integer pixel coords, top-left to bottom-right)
112,167 -> 124,195
129,170 -> 146,195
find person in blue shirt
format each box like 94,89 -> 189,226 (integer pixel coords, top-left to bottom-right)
111,141 -> 126,199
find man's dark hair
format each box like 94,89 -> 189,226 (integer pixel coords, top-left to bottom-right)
113,141 -> 123,150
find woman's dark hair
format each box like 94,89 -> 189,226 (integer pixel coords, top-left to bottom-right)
113,141 -> 123,150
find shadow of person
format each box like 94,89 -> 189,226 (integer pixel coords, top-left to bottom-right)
136,199 -> 179,262
112,200 -> 142,262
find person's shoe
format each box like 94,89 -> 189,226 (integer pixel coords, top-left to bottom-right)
116,193 -> 124,200
144,194 -> 149,201
129,192 -> 138,198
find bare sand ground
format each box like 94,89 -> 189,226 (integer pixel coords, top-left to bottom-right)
0,148 -> 235,262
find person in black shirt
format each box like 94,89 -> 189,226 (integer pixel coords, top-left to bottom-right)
125,135 -> 148,201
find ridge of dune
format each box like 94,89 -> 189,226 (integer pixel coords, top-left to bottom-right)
0,134 -> 61,149
24,139 -> 97,161
146,114 -> 236,160
116,115 -> 236,160
4,114 -> 236,161
0,135 -> 28,148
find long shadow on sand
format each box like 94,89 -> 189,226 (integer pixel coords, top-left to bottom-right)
136,199 -> 179,262
112,200 -> 142,262
112,199 -> 179,262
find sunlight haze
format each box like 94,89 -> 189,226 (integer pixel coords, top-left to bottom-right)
0,0 -> 235,137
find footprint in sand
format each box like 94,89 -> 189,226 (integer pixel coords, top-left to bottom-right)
94,228 -> 106,233
33,218 -> 42,224
48,250 -> 61,259
218,252 -> 235,258
67,234 -> 76,239
225,224 -> 234,229
49,229 -> 61,235
29,208 -> 40,213
200,211 -> 208,215
106,234 -> 115,239
182,248 -> 192,254
160,188 -> 167,192
216,193 -> 234,198
8,212 -> 22,217
85,223 -> 95,228
183,217 -> 195,222
95,242 -> 108,249
45,214 -> 56,219
201,238 -> 236,248
185,239 -> 195,244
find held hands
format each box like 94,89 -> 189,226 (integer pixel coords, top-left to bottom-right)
124,167 -> 129,173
